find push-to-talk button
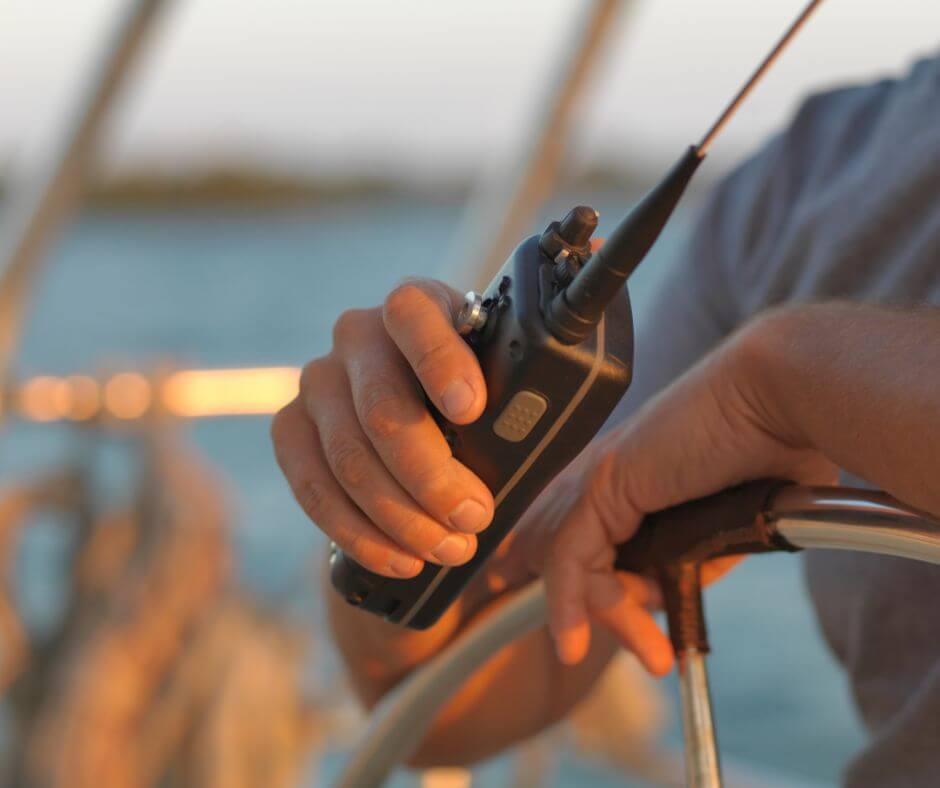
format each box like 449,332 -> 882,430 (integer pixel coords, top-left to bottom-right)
492,390 -> 548,442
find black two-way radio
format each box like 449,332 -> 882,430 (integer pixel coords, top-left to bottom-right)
330,0 -> 826,629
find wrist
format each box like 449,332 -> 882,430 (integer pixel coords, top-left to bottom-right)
724,306 -> 814,449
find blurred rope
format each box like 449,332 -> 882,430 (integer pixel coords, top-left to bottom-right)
439,0 -> 635,292
0,0 -> 172,422
3,425 -> 322,787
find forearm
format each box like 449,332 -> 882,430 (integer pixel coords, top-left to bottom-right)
325,553 -> 617,766
325,542 -> 544,709
746,303 -> 940,514
324,557 -> 470,707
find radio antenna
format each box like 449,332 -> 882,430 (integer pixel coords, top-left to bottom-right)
546,0 -> 828,343
697,0 -> 826,156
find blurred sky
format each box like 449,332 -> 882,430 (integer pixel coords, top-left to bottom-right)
2,0 -> 940,180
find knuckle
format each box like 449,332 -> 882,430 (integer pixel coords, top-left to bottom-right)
299,358 -> 327,398
269,399 -> 303,467
342,528 -> 369,564
339,528 -> 390,574
297,478 -> 330,525
357,380 -> 416,441
413,339 -> 451,380
269,404 -> 289,445
593,455 -> 642,544
586,457 -> 620,525
409,460 -> 451,503
324,431 -> 370,489
610,454 -> 650,517
734,308 -> 791,368
332,308 -> 369,348
394,510 -> 437,551
383,282 -> 426,326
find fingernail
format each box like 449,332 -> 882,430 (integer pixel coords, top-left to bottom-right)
441,379 -> 475,419
390,555 -> 420,577
431,533 -> 471,565
449,499 -> 490,533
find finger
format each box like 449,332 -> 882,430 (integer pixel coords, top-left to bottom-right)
300,362 -> 478,567
544,553 -> 591,665
538,469 -> 629,666
271,398 -> 423,578
588,573 -> 674,676
552,454 -> 647,563
511,443 -> 608,577
382,279 -> 486,424
335,320 -> 494,534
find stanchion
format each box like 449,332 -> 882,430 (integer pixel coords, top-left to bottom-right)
678,649 -> 721,787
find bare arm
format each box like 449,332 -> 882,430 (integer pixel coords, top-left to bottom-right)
536,301 -> 940,665
269,278 -> 627,766
276,261 -> 940,763
748,303 -> 940,515
324,561 -> 619,766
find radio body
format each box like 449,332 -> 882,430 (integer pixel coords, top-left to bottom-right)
330,223 -> 633,629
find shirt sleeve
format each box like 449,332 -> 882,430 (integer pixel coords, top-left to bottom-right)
603,94 -> 826,428
603,151 -> 771,428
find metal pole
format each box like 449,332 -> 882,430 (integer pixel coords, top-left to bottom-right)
769,486 -> 940,565
677,649 -> 723,788
0,0 -> 172,415
336,486 -> 940,786
439,0 -> 631,292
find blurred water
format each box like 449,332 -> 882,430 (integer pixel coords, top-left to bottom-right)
0,195 -> 865,785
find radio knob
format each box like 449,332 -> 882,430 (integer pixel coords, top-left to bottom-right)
456,291 -> 489,335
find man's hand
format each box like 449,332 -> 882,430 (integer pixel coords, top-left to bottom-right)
519,310 -> 840,672
271,279 -> 495,578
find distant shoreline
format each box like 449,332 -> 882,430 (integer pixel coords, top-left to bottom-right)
0,164 -> 680,212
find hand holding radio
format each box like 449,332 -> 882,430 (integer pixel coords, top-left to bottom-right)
271,278 -> 496,580
275,0 -> 827,633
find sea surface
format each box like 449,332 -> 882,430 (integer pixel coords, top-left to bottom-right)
0,194 -> 866,786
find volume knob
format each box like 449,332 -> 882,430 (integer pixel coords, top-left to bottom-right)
456,291 -> 488,335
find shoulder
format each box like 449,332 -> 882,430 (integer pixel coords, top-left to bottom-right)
707,77 -> 895,261
694,53 -> 940,317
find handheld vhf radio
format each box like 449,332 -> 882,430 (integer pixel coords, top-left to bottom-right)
330,0 -> 824,629
330,153 -> 699,629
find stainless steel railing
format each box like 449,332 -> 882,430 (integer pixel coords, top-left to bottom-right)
337,485 -> 940,788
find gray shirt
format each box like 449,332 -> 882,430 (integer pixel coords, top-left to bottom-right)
614,53 -> 940,786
